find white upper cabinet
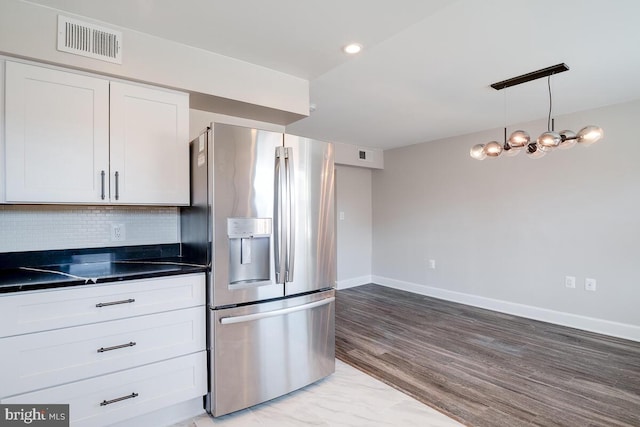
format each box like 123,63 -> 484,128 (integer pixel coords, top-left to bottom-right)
109,81 -> 189,205
3,61 -> 189,205
5,61 -> 110,203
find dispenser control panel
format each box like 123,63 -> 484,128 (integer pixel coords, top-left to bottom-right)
227,218 -> 272,238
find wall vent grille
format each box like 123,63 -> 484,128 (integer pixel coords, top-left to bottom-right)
358,149 -> 373,162
57,15 -> 122,64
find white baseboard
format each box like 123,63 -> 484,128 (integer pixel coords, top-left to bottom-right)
337,275 -> 372,290
372,276 -> 640,343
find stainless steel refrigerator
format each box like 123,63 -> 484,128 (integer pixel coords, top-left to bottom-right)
181,123 -> 336,417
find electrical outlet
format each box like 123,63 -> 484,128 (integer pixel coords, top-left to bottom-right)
111,223 -> 126,242
585,278 -> 597,291
565,276 -> 576,288
428,259 -> 436,270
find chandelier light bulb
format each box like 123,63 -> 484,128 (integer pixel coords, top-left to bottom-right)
526,144 -> 547,159
537,131 -> 561,151
558,130 -> 577,150
576,125 -> 604,146
483,141 -> 503,157
508,130 -> 530,148
470,144 -> 487,160
503,144 -> 520,157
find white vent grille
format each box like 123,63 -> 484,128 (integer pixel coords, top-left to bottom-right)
57,15 -> 122,64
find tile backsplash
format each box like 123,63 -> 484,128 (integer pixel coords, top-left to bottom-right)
0,205 -> 179,253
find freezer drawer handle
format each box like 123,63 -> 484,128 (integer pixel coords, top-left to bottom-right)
95,298 -> 135,308
220,297 -> 335,325
100,392 -> 138,406
97,341 -> 136,353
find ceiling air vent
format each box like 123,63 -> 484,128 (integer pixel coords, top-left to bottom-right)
57,15 -> 122,64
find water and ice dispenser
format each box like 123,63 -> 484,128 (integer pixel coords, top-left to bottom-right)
227,218 -> 272,286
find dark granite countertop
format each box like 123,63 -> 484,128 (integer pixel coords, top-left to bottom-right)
0,244 -> 208,294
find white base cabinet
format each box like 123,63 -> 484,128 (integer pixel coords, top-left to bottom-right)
0,273 -> 206,427
3,353 -> 207,427
0,307 -> 205,396
0,273 -> 205,338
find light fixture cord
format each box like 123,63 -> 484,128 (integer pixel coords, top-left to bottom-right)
503,88 -> 507,143
547,75 -> 553,132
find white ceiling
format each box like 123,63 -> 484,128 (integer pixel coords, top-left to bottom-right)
27,0 -> 640,149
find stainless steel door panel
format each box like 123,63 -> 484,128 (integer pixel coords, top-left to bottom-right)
283,135 -> 336,296
210,289 -> 335,417
212,123 -> 284,307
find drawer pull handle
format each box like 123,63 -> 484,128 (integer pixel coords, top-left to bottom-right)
96,298 -> 135,308
100,392 -> 138,406
97,341 -> 136,353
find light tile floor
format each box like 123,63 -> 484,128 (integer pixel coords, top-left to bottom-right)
171,360 -> 461,427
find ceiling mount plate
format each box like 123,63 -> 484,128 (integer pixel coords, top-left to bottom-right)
491,63 -> 569,90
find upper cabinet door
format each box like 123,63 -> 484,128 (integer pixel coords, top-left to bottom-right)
109,81 -> 189,205
5,61 -> 110,203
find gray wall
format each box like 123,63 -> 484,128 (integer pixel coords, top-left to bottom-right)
336,165 -> 372,288
372,99 -> 640,334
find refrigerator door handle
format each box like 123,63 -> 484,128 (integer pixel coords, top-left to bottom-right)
284,147 -> 295,282
274,147 -> 286,284
219,297 -> 335,325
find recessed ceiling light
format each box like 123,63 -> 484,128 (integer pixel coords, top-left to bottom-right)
343,43 -> 362,54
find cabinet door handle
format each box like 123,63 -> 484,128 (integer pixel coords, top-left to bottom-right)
114,171 -> 120,200
100,392 -> 138,406
100,170 -> 106,200
97,341 -> 136,353
95,298 -> 135,308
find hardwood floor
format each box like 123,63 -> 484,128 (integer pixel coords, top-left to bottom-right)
335,284 -> 640,427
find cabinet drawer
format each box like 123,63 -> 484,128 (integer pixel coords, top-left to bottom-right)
0,273 -> 205,337
0,306 -> 205,397
1,352 -> 207,427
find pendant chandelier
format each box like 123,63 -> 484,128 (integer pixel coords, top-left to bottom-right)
470,63 -> 603,160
